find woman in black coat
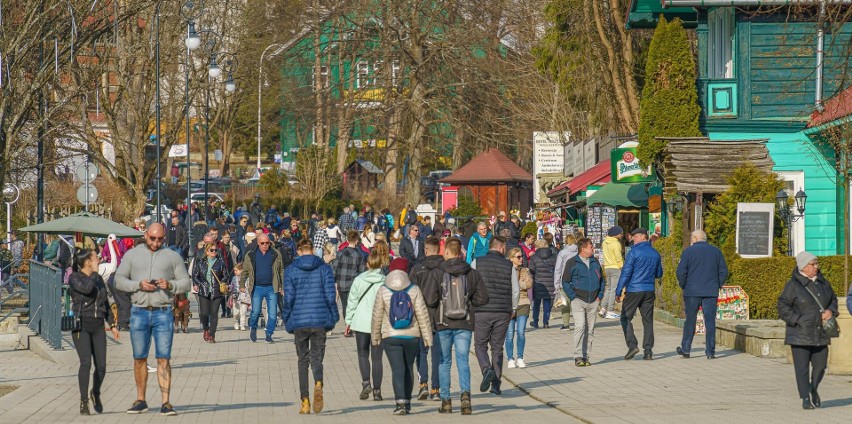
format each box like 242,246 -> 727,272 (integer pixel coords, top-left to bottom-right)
777,252 -> 838,410
528,239 -> 557,328
69,248 -> 120,415
193,242 -> 229,343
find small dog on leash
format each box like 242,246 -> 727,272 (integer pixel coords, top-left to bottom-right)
173,293 -> 191,333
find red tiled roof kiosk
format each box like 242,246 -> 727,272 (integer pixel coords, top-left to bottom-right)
440,148 -> 533,217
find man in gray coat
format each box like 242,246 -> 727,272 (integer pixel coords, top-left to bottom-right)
115,223 -> 191,415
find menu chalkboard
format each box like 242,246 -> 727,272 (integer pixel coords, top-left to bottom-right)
737,211 -> 771,256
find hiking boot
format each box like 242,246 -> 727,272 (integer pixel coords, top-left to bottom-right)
372,388 -> 383,401
359,384 -> 372,400
90,391 -> 103,414
313,381 -> 324,414
479,367 -> 495,392
160,403 -> 177,416
489,380 -> 502,395
80,400 -> 90,415
582,358 -> 591,367
429,388 -> 440,401
417,383 -> 429,400
439,398 -> 452,413
624,347 -> 640,360
460,392 -> 472,415
575,358 -> 585,367
393,400 -> 408,415
250,328 -> 257,342
126,400 -> 148,414
299,398 -> 311,414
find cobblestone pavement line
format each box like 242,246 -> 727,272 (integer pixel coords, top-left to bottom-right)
502,315 -> 852,424
0,317 -> 575,424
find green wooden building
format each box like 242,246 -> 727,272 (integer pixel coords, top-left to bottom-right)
629,0 -> 852,256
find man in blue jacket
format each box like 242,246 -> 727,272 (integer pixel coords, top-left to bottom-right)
615,228 -> 663,360
561,238 -> 605,367
282,238 -> 339,415
676,230 -> 728,359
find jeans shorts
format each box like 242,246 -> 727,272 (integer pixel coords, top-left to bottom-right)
130,306 -> 175,360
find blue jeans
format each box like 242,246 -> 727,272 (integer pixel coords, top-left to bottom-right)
681,296 -> 718,356
129,306 -> 174,360
249,285 -> 278,336
438,329 -> 472,399
505,314 -> 528,360
532,298 -> 552,326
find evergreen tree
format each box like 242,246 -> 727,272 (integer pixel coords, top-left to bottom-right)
637,17 -> 701,165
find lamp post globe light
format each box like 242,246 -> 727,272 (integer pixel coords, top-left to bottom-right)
186,22 -> 201,51
776,188 -> 807,256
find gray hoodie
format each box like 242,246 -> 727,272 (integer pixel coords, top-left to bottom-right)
115,245 -> 192,308
554,244 -> 579,293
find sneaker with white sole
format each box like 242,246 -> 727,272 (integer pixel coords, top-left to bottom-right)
507,359 -> 516,369
234,323 -> 240,330
605,312 -> 620,319
598,309 -> 607,318
147,365 -> 157,373
516,358 -> 527,368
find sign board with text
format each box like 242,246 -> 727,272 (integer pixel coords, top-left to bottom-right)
532,131 -> 568,203
610,146 -> 654,183
736,203 -> 774,258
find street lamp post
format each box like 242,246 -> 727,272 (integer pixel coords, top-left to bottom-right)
181,1 -> 203,252
776,188 -> 808,256
257,43 -> 287,175
154,0 -> 163,224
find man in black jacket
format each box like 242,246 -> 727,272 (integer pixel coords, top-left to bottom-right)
166,216 -> 188,258
409,237 -> 444,401
421,238 -> 488,415
471,236 -> 513,395
399,225 -> 424,271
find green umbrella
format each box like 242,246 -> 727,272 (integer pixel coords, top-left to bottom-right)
18,211 -> 143,238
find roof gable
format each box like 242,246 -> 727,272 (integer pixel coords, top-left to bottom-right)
441,148 -> 532,184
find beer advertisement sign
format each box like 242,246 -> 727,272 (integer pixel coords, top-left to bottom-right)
610,147 -> 654,183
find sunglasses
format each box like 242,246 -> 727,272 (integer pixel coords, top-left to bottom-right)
258,242 -> 271,246
148,236 -> 165,242
513,255 -> 522,259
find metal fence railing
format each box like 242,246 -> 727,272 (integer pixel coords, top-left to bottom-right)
27,261 -> 64,350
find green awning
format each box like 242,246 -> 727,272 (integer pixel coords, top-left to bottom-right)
18,212 -> 143,238
627,0 -> 697,29
586,183 -> 648,208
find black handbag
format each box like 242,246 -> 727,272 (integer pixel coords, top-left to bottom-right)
62,291 -> 82,332
803,285 -> 840,339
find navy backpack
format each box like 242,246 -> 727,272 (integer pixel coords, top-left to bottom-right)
388,285 -> 414,329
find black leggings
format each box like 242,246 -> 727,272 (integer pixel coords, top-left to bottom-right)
198,296 -> 223,337
384,337 -> 420,401
355,331 -> 383,389
73,317 -> 107,400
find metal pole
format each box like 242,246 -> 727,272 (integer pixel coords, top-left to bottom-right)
6,203 -> 10,244
204,70 -> 210,225
257,51 -> 265,174
787,214 -> 793,257
185,22 -> 193,252
155,1 -> 163,224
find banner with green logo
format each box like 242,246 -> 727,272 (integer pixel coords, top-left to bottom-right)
611,147 -> 654,183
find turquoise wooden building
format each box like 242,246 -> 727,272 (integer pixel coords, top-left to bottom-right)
629,0 -> 852,256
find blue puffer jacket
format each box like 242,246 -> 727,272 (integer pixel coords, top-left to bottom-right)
282,254 -> 339,333
615,241 -> 662,294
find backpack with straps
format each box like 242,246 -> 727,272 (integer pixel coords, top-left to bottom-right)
439,272 -> 469,323
388,285 -> 415,329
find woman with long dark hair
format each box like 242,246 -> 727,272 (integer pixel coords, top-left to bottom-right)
192,242 -> 229,343
69,248 -> 120,415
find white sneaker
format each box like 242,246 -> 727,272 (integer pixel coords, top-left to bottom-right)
605,312 -> 620,319
516,358 -> 527,368
234,323 -> 240,330
240,326 -> 246,331
598,308 -> 606,318
326,330 -> 333,336
147,365 -> 157,373
507,359 -> 516,369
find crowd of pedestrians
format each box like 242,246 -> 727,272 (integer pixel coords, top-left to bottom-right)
55,198 -> 852,417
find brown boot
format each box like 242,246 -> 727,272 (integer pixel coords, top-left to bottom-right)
460,391 -> 472,415
299,397 -> 310,414
313,381 -> 324,414
439,398 -> 452,413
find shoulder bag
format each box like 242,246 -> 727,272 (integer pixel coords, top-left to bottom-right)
802,284 -> 840,338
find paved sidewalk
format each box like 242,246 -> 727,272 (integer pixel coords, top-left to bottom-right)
0,316 -> 573,424
503,312 -> 852,424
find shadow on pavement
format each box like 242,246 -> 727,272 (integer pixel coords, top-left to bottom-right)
821,397 -> 852,408
178,401 -> 291,413
515,377 -> 582,389
173,359 -> 237,369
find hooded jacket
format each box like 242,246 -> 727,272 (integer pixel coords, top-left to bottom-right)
410,255 -> 445,326
529,247 -> 557,299
371,270 -> 434,346
345,268 -> 386,333
282,254 -> 339,333
602,236 -> 624,269
422,258 -> 489,332
777,268 -> 838,346
554,244 -> 579,293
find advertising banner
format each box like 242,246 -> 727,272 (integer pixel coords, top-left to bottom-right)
610,146 -> 654,183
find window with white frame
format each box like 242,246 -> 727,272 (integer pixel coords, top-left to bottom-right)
311,65 -> 329,91
708,8 -> 735,79
391,60 -> 401,86
355,61 -> 370,88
